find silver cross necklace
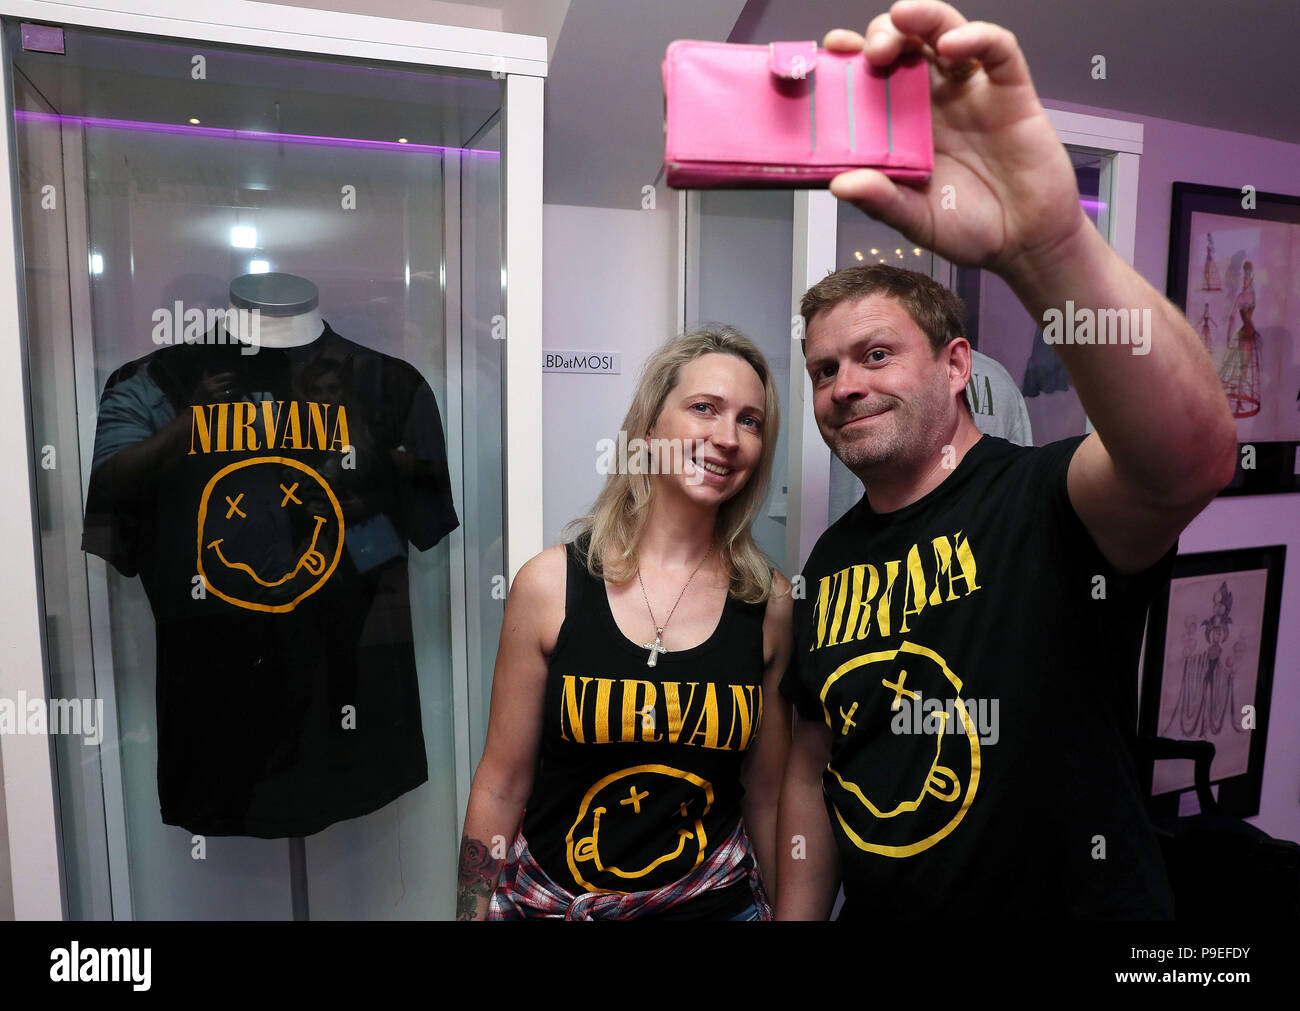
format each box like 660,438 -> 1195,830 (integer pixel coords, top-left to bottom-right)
636,544 -> 715,667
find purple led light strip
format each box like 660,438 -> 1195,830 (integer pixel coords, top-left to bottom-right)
14,110 -> 499,157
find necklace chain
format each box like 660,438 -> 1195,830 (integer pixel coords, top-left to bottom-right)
636,544 -> 715,663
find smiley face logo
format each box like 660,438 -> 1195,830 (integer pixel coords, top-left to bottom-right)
196,456 -> 345,613
819,641 -> 980,858
565,764 -> 714,894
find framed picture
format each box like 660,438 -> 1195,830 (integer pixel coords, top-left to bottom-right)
1167,182 -> 1300,495
1139,545 -> 1285,819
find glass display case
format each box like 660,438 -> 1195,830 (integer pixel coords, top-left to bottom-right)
0,0 -> 545,920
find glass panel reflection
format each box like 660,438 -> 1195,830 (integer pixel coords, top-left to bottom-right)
695,190 -> 794,572
9,19 -> 503,919
952,152 -> 1110,449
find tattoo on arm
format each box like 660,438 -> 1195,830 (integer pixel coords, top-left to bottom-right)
456,835 -> 505,921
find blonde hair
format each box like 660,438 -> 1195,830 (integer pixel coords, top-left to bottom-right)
565,325 -> 780,603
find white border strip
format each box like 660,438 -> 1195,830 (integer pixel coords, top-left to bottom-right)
0,0 -> 547,76
0,25 -> 62,921
503,73 -> 543,582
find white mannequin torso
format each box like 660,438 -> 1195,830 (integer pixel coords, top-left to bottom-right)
226,303 -> 324,348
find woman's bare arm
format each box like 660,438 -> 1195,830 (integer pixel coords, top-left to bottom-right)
740,570 -> 793,908
455,545 -> 566,920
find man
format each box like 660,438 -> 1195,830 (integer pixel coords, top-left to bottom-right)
775,1 -> 1237,919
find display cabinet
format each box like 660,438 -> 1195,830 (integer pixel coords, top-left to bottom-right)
0,0 -> 544,920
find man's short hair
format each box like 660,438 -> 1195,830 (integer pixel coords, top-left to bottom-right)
800,263 -> 968,357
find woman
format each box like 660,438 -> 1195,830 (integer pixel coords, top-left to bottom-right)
456,325 -> 793,920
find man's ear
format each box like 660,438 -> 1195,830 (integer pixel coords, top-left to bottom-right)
945,337 -> 973,398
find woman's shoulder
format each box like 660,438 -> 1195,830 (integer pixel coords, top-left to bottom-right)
763,568 -> 794,622
508,544 -> 575,657
757,568 -> 793,670
510,543 -> 571,599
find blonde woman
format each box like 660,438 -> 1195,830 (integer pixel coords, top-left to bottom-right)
457,325 -> 793,920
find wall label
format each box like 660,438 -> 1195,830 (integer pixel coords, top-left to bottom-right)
543,350 -> 621,375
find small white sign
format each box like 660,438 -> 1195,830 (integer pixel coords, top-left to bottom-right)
543,349 -> 621,374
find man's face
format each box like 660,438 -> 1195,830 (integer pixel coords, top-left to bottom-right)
804,294 -> 962,476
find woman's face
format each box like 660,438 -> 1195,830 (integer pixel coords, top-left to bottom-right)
648,352 -> 767,508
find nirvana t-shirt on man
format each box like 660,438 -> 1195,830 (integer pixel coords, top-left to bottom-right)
780,435 -> 1175,918
82,322 -> 459,838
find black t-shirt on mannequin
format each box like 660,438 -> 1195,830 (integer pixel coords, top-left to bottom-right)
82,321 -> 458,838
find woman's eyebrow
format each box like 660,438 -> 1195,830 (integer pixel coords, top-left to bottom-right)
681,391 -> 765,418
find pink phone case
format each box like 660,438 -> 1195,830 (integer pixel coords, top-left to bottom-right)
662,39 -> 933,189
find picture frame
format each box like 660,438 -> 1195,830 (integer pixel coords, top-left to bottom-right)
1167,182 -> 1300,495
1139,545 -> 1285,819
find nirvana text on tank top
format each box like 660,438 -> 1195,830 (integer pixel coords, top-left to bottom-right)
520,534 -> 768,919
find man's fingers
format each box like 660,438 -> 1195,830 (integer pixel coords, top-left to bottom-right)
885,0 -> 971,49
931,21 -> 1031,88
863,0 -> 967,67
829,168 -> 931,249
821,28 -> 864,51
862,10 -> 921,66
868,1 -> 1027,88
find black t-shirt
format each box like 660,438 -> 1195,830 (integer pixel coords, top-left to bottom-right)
82,322 -> 458,837
518,536 -> 764,919
780,435 -> 1175,918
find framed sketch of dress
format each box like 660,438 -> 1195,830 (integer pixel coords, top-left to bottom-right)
1168,183 -> 1300,495
1139,545 -> 1285,818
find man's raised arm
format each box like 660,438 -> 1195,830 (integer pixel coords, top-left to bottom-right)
824,1 -> 1236,572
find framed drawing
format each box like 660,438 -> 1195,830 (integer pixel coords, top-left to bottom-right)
1168,182 -> 1300,495
1139,545 -> 1285,819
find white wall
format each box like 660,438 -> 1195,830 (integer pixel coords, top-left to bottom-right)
541,200 -> 678,545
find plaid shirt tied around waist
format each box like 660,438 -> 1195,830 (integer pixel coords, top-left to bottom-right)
487,818 -> 772,921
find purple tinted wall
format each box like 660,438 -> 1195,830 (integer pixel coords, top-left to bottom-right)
1045,97 -> 1300,843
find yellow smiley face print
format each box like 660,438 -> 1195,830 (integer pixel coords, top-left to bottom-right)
565,764 -> 715,894
196,456 -> 345,613
819,640 -> 981,859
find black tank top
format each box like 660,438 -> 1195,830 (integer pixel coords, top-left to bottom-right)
520,534 -> 768,919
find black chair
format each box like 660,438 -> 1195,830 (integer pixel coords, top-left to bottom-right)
1133,736 -> 1300,920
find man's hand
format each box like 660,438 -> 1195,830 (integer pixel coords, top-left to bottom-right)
824,0 -> 1087,281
